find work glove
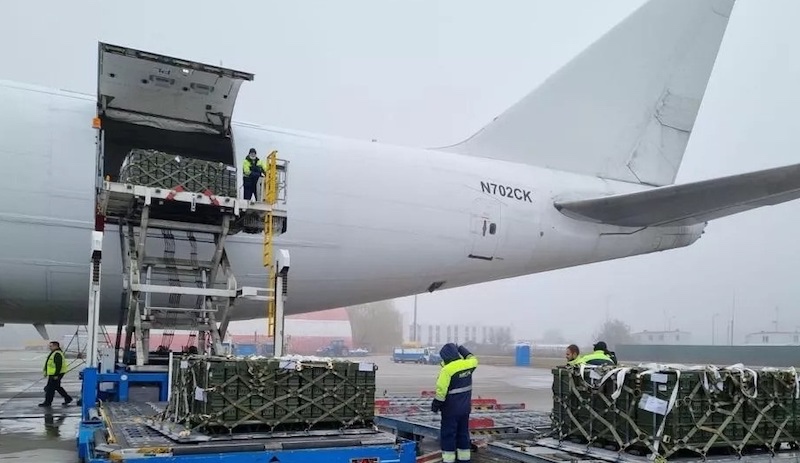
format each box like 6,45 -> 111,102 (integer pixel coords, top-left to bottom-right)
457,345 -> 472,358
430,399 -> 444,413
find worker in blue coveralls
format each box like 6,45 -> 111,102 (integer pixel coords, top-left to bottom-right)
431,343 -> 479,463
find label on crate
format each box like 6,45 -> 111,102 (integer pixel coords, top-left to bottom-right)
194,386 -> 207,402
280,360 -> 299,370
358,362 -> 374,372
638,393 -> 668,415
650,373 -> 668,384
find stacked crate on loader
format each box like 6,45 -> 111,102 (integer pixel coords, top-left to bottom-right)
164,355 -> 378,434
552,364 -> 800,459
119,148 -> 238,198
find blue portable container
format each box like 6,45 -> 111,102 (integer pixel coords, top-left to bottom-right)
514,343 -> 531,367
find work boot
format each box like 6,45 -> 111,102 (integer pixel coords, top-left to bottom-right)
37,403 -> 51,407
63,397 -> 73,406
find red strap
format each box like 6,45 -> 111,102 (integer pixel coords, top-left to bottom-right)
202,189 -> 220,206
165,185 -> 185,201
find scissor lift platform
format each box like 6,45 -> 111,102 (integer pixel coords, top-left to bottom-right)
98,180 -> 287,234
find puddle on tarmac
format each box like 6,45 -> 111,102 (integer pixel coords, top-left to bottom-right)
0,416 -> 80,462
0,449 -> 78,462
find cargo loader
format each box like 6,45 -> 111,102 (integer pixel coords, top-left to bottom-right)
77,41 -> 415,463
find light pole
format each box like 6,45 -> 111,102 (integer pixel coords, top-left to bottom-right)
413,294 -> 418,343
712,312 -> 720,345
774,307 -> 779,332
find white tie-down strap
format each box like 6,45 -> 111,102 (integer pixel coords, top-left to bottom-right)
701,365 -> 723,394
598,367 -> 632,401
638,367 -> 682,460
578,363 -> 602,387
795,368 -> 800,399
724,363 -> 758,399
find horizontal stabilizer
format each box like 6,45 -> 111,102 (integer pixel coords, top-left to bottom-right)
554,163 -> 800,227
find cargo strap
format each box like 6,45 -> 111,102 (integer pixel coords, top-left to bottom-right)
201,189 -> 220,206
553,364 -> 800,460
165,185 -> 185,201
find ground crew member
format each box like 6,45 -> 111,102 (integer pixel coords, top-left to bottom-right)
593,341 -> 618,365
242,148 -> 267,201
39,341 -> 72,407
580,341 -> 615,366
431,343 -> 478,463
565,344 -> 581,365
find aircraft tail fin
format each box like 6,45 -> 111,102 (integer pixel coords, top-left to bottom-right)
554,162 -> 800,228
441,0 -> 735,187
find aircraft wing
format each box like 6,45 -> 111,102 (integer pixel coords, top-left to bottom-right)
554,162 -> 800,228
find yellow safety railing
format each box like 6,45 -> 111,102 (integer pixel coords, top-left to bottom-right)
262,150 -> 279,339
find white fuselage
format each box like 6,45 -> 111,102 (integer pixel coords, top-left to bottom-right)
0,80 -> 705,325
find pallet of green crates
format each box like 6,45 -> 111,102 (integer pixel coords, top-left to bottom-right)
551,364 -> 800,459
163,355 -> 378,434
118,148 -> 238,198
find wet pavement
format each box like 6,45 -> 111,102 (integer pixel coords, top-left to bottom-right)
0,350 -> 83,462
0,350 -> 555,462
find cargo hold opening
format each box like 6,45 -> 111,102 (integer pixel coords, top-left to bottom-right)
101,118 -> 234,181
95,42 -> 254,183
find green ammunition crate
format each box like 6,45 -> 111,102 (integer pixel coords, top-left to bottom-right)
164,355 -> 377,434
119,148 -> 238,197
551,365 -> 800,458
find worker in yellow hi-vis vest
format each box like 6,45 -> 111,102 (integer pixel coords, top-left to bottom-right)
242,148 -> 268,201
39,341 -> 72,407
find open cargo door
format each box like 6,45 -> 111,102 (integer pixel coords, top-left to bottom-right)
97,42 -> 254,135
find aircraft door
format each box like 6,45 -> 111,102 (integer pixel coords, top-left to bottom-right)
468,197 -> 501,261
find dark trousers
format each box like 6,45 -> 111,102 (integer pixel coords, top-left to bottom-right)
44,375 -> 71,405
440,411 -> 471,462
243,178 -> 258,201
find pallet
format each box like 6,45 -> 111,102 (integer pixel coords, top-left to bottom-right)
84,402 -> 417,463
374,409 -> 550,444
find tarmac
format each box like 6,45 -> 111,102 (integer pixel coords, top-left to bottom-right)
0,350 -> 556,462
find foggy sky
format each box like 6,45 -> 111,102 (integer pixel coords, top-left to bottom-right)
2,0 -> 799,346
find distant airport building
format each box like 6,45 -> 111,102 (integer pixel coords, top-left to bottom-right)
285,307 -> 353,354
631,330 -> 692,345
744,331 -> 800,346
406,323 -> 513,346
101,307 -> 355,356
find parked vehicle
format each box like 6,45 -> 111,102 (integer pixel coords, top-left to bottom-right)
392,347 -> 440,364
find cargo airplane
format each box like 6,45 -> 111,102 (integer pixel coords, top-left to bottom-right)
1,0 -> 798,334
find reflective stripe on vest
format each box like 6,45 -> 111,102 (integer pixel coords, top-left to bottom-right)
448,385 -> 473,395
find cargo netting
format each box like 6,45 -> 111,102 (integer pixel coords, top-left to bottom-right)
552,364 -> 800,459
162,355 -> 378,434
119,149 -> 238,198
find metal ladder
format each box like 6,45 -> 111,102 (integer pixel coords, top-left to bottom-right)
91,152 -> 288,367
